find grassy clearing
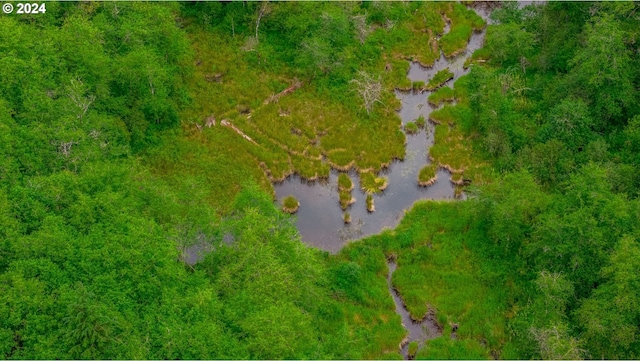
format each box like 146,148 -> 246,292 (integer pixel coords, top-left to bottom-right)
440,3 -> 485,57
360,172 -> 389,194
177,3 -> 489,205
426,69 -> 454,91
428,86 -> 455,106
418,164 -> 438,186
282,195 -> 300,213
183,25 -> 411,189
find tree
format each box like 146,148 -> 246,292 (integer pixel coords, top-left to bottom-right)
576,236 -> 640,359
538,97 -> 595,150
528,272 -> 585,360
485,23 -> 535,69
569,14 -> 636,125
350,70 -> 382,115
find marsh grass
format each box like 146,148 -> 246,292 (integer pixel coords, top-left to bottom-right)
404,121 -> 419,134
392,3 -> 445,68
450,172 -> 465,185
146,130 -> 272,214
291,153 -> 330,181
343,212 -> 351,224
282,195 -> 300,213
382,58 -> 413,90
428,86 -> 455,106
338,173 -> 354,191
391,202 -> 510,353
360,172 -> 389,194
328,237 -> 407,359
412,80 -> 426,91
180,3 -> 490,207
429,104 -> 456,125
426,69 -> 454,91
415,115 -> 427,129
408,341 -> 419,358
418,165 -> 438,186
327,150 -> 356,171
426,74 -> 495,184
339,190 -> 356,210
454,186 -> 464,199
366,194 -> 375,212
429,106 -> 493,185
439,3 -> 485,58
418,337 -> 490,359
184,28 -> 410,190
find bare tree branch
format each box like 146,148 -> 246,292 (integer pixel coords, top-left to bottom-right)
350,70 -> 383,115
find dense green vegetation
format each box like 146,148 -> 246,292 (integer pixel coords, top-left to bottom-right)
1,1 -> 640,360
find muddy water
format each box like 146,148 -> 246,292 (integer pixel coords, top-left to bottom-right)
388,260 -> 442,359
275,12 -> 488,254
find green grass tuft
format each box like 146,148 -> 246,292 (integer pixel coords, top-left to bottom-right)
408,341 -> 420,358
282,195 -> 300,213
360,172 -> 389,194
428,86 -> 455,106
366,194 -> 375,212
338,173 -> 354,191
418,164 -> 438,186
426,69 -> 454,91
404,121 -> 419,134
340,190 -> 356,210
415,115 -> 427,129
